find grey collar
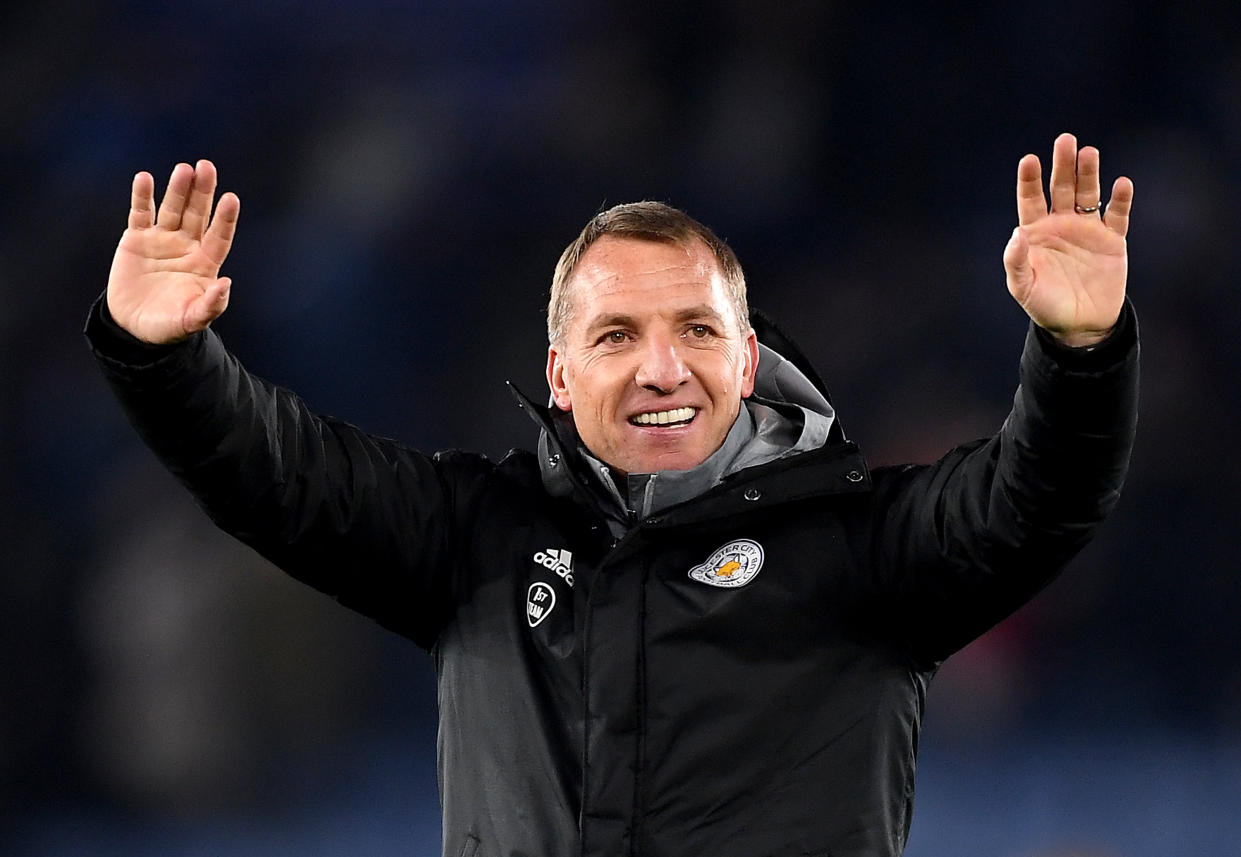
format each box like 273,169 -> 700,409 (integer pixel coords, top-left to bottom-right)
580,402 -> 756,520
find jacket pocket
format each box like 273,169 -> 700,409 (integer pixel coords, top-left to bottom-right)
457,833 -> 480,857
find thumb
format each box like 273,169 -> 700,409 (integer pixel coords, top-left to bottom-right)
183,277 -> 232,334
1003,227 -> 1033,301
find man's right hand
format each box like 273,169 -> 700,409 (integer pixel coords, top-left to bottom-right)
106,160 -> 240,344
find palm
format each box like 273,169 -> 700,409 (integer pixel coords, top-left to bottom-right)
1012,211 -> 1127,334
1004,134 -> 1134,348
106,161 -> 240,344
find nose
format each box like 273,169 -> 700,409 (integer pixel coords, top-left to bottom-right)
634,332 -> 691,393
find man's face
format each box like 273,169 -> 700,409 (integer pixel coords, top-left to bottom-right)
546,235 -> 759,476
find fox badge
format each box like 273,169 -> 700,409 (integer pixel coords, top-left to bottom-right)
688,539 -> 765,588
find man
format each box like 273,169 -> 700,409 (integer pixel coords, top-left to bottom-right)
87,133 -> 1138,857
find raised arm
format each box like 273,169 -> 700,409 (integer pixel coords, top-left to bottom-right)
865,133 -> 1139,664
107,161 -> 239,344
89,163 -> 482,651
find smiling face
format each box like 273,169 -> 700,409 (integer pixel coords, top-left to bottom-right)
546,235 -> 759,476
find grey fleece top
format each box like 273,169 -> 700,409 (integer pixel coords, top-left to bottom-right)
537,343 -> 838,536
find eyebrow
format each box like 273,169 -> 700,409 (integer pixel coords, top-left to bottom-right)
583,304 -> 727,336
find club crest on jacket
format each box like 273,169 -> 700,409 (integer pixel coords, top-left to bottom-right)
688,539 -> 765,588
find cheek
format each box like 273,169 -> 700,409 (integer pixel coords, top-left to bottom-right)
733,345 -> 755,395
566,355 -> 623,407
711,347 -> 747,394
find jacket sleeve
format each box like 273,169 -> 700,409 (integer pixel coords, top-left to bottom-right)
84,296 -> 489,651
865,301 -> 1139,665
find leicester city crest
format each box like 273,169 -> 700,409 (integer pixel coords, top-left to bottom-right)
688,539 -> 765,588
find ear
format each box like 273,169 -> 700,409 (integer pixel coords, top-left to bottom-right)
739,328 -> 759,399
546,346 -> 573,411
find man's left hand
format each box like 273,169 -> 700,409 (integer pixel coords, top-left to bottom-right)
1003,132 -> 1134,348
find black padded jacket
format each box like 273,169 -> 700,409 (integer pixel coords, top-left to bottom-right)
86,298 -> 1139,857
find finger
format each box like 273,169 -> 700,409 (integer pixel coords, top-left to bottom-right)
202,191 -> 241,266
155,162 -> 194,231
1016,154 -> 1047,226
180,160 -> 218,239
1103,175 -> 1134,238
183,278 -> 232,334
1048,132 -> 1078,214
128,171 -> 156,230
1074,145 -> 1102,214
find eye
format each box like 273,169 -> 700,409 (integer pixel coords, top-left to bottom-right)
686,324 -> 711,339
599,330 -> 629,345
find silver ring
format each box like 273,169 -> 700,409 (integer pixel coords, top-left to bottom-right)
1074,203 -> 1100,214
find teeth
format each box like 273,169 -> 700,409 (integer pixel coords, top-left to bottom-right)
631,407 -> 696,426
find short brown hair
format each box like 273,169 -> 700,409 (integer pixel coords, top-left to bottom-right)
547,201 -> 749,345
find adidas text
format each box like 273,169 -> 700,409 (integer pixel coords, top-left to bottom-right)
533,549 -> 575,587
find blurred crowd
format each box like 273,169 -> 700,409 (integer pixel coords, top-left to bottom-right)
3,2 -> 1239,854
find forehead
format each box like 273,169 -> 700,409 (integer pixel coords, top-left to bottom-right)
569,235 -> 730,317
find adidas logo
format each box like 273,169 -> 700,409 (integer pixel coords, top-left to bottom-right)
533,548 -> 575,588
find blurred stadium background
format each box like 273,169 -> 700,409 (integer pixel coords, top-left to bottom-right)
3,2 -> 1240,855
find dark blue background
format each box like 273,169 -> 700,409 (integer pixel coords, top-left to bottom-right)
4,2 -> 1240,854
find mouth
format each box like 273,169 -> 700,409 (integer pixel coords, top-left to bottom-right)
628,406 -> 697,427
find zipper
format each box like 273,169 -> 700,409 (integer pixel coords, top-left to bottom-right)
630,555 -> 650,857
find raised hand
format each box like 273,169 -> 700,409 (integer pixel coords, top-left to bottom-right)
1003,133 -> 1134,347
106,160 -> 240,344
